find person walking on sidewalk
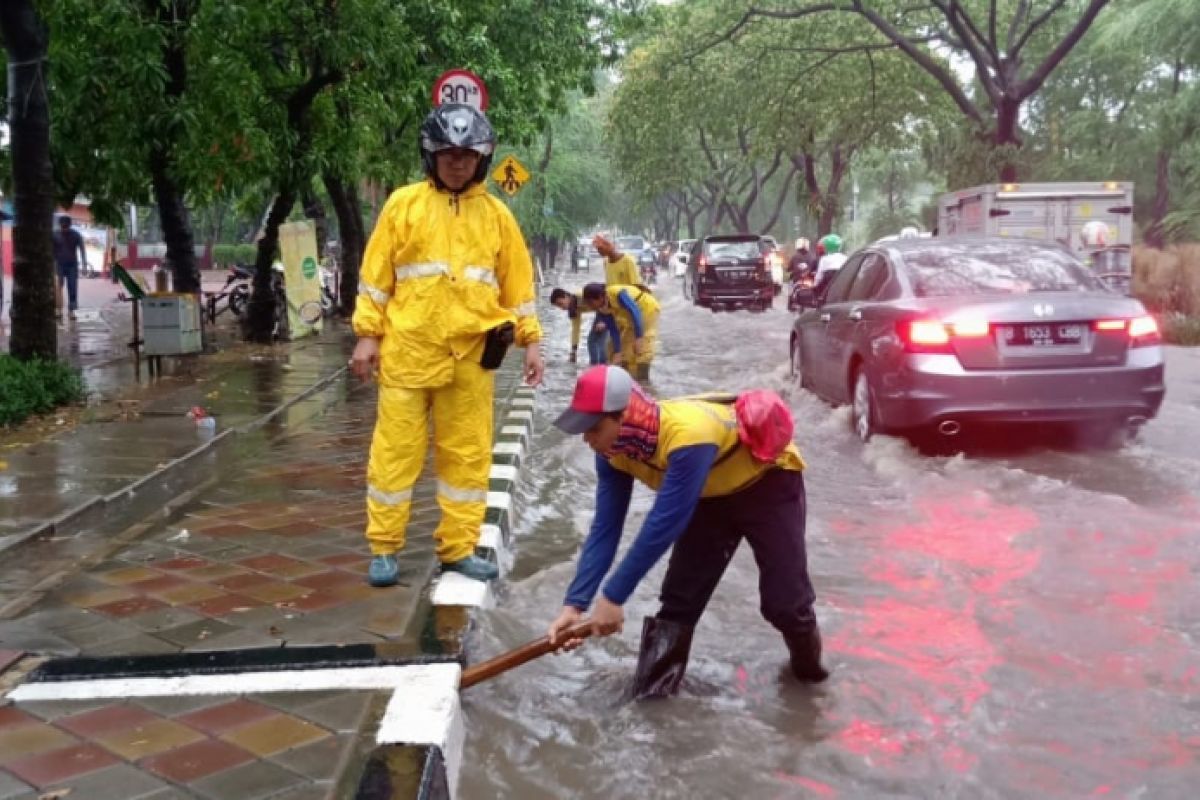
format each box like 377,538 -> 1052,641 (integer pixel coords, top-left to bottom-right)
52,215 -> 88,320
350,103 -> 545,587
549,287 -> 607,366
581,282 -> 659,381
546,366 -> 829,698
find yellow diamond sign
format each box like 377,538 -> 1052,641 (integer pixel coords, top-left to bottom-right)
492,155 -> 531,196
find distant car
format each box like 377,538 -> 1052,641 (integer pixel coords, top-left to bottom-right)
616,235 -> 647,256
789,236 -> 1166,443
671,239 -> 697,277
684,235 -> 775,312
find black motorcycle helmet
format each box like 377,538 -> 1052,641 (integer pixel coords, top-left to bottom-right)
419,103 -> 496,190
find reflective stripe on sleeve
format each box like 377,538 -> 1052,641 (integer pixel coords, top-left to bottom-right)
367,484 -> 414,506
436,480 -> 487,504
358,281 -> 390,305
463,266 -> 499,289
394,262 -> 451,282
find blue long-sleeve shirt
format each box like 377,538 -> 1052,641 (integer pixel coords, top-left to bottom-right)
603,290 -> 644,353
564,444 -> 718,609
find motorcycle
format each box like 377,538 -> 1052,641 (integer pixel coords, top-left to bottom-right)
638,250 -> 658,285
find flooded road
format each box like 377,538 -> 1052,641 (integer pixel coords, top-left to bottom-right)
461,278 -> 1200,799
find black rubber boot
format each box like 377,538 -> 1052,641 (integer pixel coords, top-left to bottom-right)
784,626 -> 830,683
631,616 -> 694,700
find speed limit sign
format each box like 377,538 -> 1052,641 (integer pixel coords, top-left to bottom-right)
432,69 -> 489,112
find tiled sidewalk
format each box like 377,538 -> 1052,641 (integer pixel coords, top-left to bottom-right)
0,355 -> 528,799
0,690 -> 380,799
1,363 -> 521,656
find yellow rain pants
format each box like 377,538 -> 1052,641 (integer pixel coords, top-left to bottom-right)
364,357 -> 493,561
353,178 -> 541,561
606,285 -> 659,379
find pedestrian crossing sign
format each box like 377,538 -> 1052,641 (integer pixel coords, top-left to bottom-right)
492,155 -> 530,196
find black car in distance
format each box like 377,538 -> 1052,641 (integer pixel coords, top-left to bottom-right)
684,235 -> 776,312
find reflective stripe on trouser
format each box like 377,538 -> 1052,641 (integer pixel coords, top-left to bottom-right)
364,357 -> 495,561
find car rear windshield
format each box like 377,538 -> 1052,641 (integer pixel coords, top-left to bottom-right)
902,243 -> 1105,296
617,237 -> 645,252
705,239 -> 762,260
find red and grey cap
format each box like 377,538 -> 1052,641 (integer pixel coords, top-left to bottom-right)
553,365 -> 634,434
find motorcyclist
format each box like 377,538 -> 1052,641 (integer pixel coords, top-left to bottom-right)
351,103 -> 544,587
813,234 -> 848,298
787,238 -> 815,283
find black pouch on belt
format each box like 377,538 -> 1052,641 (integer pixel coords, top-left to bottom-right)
480,321 -> 515,370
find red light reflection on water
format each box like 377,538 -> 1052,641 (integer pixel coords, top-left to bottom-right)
772,772 -> 837,797
826,493 -> 1041,771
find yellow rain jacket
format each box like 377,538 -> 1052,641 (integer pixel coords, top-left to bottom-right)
608,399 -> 805,497
354,179 -> 541,562
604,284 -> 660,368
353,179 -> 542,388
605,254 -> 641,287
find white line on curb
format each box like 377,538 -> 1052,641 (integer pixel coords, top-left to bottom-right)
6,664 -> 459,703
489,464 -> 519,482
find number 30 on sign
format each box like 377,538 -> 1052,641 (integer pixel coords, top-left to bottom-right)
432,69 -> 489,112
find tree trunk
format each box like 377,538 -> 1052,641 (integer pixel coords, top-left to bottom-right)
995,96 -> 1022,183
149,155 -> 198,292
246,190 -> 295,342
1145,149 -> 1171,250
1,0 -> 56,360
245,68 -> 341,341
146,0 -> 199,294
301,188 -> 328,259
323,172 -> 363,318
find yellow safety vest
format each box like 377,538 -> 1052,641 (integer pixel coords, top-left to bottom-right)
608,399 -> 804,498
605,254 -> 641,287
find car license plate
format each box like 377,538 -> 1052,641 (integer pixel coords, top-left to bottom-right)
1003,323 -> 1085,347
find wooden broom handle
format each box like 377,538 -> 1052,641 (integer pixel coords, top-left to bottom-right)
460,620 -> 594,689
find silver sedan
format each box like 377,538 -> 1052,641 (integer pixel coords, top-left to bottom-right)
790,237 -> 1166,443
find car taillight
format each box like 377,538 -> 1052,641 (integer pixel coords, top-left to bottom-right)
1094,315 -> 1161,346
899,318 -> 989,352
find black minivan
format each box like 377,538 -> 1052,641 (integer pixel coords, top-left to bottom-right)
683,235 -> 775,311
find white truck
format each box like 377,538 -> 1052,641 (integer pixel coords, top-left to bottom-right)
937,181 -> 1135,293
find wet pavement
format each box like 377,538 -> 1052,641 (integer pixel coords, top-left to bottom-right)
0,336 -> 352,556
460,275 -> 1200,799
0,336 -> 527,798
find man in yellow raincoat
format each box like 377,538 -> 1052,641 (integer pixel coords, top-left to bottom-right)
351,103 -> 544,586
581,282 -> 659,380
